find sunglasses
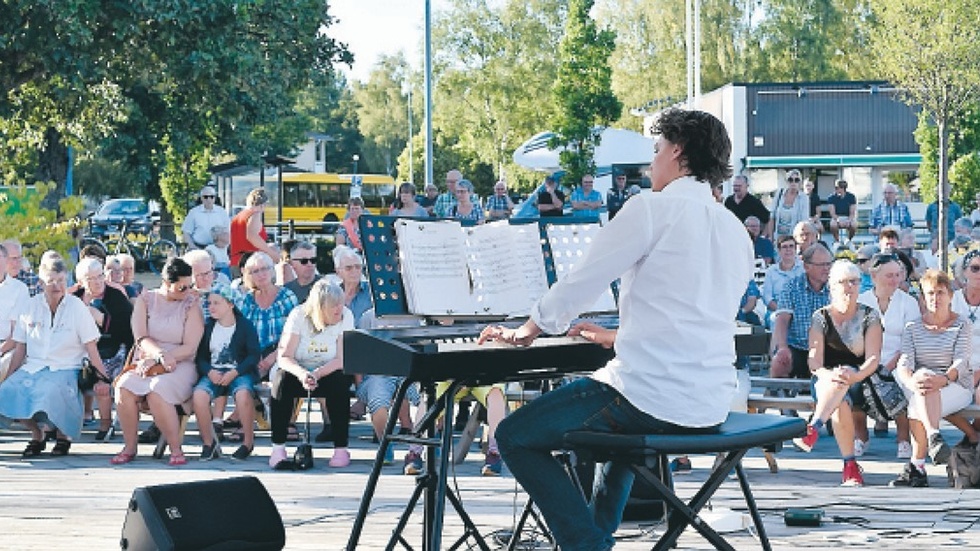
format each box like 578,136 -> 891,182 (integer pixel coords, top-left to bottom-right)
202,195 -> 215,199
292,258 -> 316,265
872,253 -> 899,268
787,177 -> 801,182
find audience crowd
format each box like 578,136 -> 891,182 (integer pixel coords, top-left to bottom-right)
2,173 -> 980,493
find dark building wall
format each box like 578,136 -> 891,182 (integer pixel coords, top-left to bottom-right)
745,82 -> 920,157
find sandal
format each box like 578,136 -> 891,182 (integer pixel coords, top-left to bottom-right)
22,439 -> 46,458
222,418 -> 242,430
110,450 -> 137,465
51,439 -> 72,456
286,424 -> 300,442
168,451 -> 187,466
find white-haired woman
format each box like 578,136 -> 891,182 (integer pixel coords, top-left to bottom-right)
271,281 -> 355,468
73,257 -> 134,441
856,252 -> 920,459
793,260 -> 882,487
0,257 -> 109,457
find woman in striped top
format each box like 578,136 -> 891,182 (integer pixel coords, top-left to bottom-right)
891,269 -> 975,487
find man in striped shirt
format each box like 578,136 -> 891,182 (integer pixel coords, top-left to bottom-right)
870,183 -> 913,235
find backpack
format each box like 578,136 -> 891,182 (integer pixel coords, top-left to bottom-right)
947,445 -> 980,489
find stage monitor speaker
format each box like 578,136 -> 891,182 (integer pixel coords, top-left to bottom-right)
120,476 -> 285,551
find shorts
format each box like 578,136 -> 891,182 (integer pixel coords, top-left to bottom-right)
194,371 -> 255,399
434,382 -> 506,408
355,375 -> 420,414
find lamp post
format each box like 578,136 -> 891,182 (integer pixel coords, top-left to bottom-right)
352,154 -> 359,176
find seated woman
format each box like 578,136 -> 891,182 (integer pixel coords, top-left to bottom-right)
792,260 -> 882,488
74,257 -> 134,442
450,180 -> 485,224
0,256 -> 110,457
112,258 -> 204,466
271,280 -> 354,469
891,269 -> 975,487
192,283 -> 260,461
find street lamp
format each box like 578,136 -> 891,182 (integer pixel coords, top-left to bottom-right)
352,154 -> 359,175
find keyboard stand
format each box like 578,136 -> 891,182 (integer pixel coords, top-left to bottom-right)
347,379 -> 491,550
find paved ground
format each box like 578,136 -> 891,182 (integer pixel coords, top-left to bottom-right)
2,411 -> 980,550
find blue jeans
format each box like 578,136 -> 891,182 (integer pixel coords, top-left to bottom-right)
497,378 -> 717,551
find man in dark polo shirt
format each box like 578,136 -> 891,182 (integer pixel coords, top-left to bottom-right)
724,174 -> 771,238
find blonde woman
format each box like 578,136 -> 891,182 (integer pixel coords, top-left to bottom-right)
770,170 -> 811,242
271,281 -> 354,469
793,260 -> 882,487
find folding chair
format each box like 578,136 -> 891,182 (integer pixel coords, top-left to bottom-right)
563,412 -> 805,551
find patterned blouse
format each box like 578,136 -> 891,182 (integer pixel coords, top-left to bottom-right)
237,286 -> 299,352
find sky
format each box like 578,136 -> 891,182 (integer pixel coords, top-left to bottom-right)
328,0 -> 450,83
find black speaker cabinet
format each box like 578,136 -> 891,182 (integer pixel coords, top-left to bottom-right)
120,476 -> 285,551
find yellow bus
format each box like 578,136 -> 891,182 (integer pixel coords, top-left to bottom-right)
280,172 -> 397,225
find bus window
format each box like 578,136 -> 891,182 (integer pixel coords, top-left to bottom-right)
283,184 -> 301,207
322,184 -> 345,205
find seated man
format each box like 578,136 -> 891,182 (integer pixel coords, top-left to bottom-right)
827,179 -> 858,243
480,109 -> 753,551
745,216 -> 775,264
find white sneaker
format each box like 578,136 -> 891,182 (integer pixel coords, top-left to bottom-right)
897,441 -> 913,459
854,439 -> 869,457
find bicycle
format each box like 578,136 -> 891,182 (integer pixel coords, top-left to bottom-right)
86,220 -> 179,275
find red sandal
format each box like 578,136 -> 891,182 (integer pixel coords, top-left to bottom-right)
110,450 -> 137,465
168,451 -> 187,466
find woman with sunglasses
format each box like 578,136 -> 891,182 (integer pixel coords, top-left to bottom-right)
770,170 -> 810,242
793,260 -> 882,487
951,249 -> 980,443
112,258 -> 204,466
890,269 -> 975,487
857,252 -> 920,459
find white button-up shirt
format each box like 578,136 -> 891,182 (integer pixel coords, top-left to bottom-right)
531,177 -> 754,427
182,204 -> 231,248
13,294 -> 100,373
0,275 -> 30,340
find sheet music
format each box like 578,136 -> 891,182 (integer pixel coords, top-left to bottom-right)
395,219 -> 473,315
463,221 -> 546,315
545,222 -> 617,312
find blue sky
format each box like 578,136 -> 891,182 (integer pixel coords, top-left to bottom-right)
329,0 -> 450,83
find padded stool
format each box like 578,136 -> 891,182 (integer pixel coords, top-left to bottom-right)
563,412 -> 805,551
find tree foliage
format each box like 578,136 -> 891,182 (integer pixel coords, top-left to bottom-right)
0,182 -> 85,264
550,0 -> 621,185
1,0 -> 351,217
353,54 -> 412,176
873,0 -> 980,266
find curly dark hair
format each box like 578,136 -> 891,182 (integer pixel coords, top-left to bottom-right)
651,109 -> 732,185
162,257 -> 193,283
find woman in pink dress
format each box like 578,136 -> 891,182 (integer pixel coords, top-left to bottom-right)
111,258 -> 204,466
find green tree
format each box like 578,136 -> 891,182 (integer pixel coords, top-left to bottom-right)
0,182 -> 85,264
873,0 -> 980,268
550,0 -> 621,185
72,157 -> 143,201
2,1 -> 351,216
417,0 -> 566,193
353,54 -> 412,176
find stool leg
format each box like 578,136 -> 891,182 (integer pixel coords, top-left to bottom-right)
735,462 -> 773,551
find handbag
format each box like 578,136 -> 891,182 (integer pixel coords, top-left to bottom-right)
77,358 -> 110,391
113,344 -> 167,385
293,389 -> 315,471
861,365 -> 908,422
947,445 -> 980,489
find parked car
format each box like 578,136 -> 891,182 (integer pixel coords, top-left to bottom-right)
87,198 -> 158,238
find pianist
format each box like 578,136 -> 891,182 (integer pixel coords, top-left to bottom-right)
479,108 -> 754,551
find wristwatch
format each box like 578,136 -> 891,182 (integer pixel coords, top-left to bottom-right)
156,353 -> 165,365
